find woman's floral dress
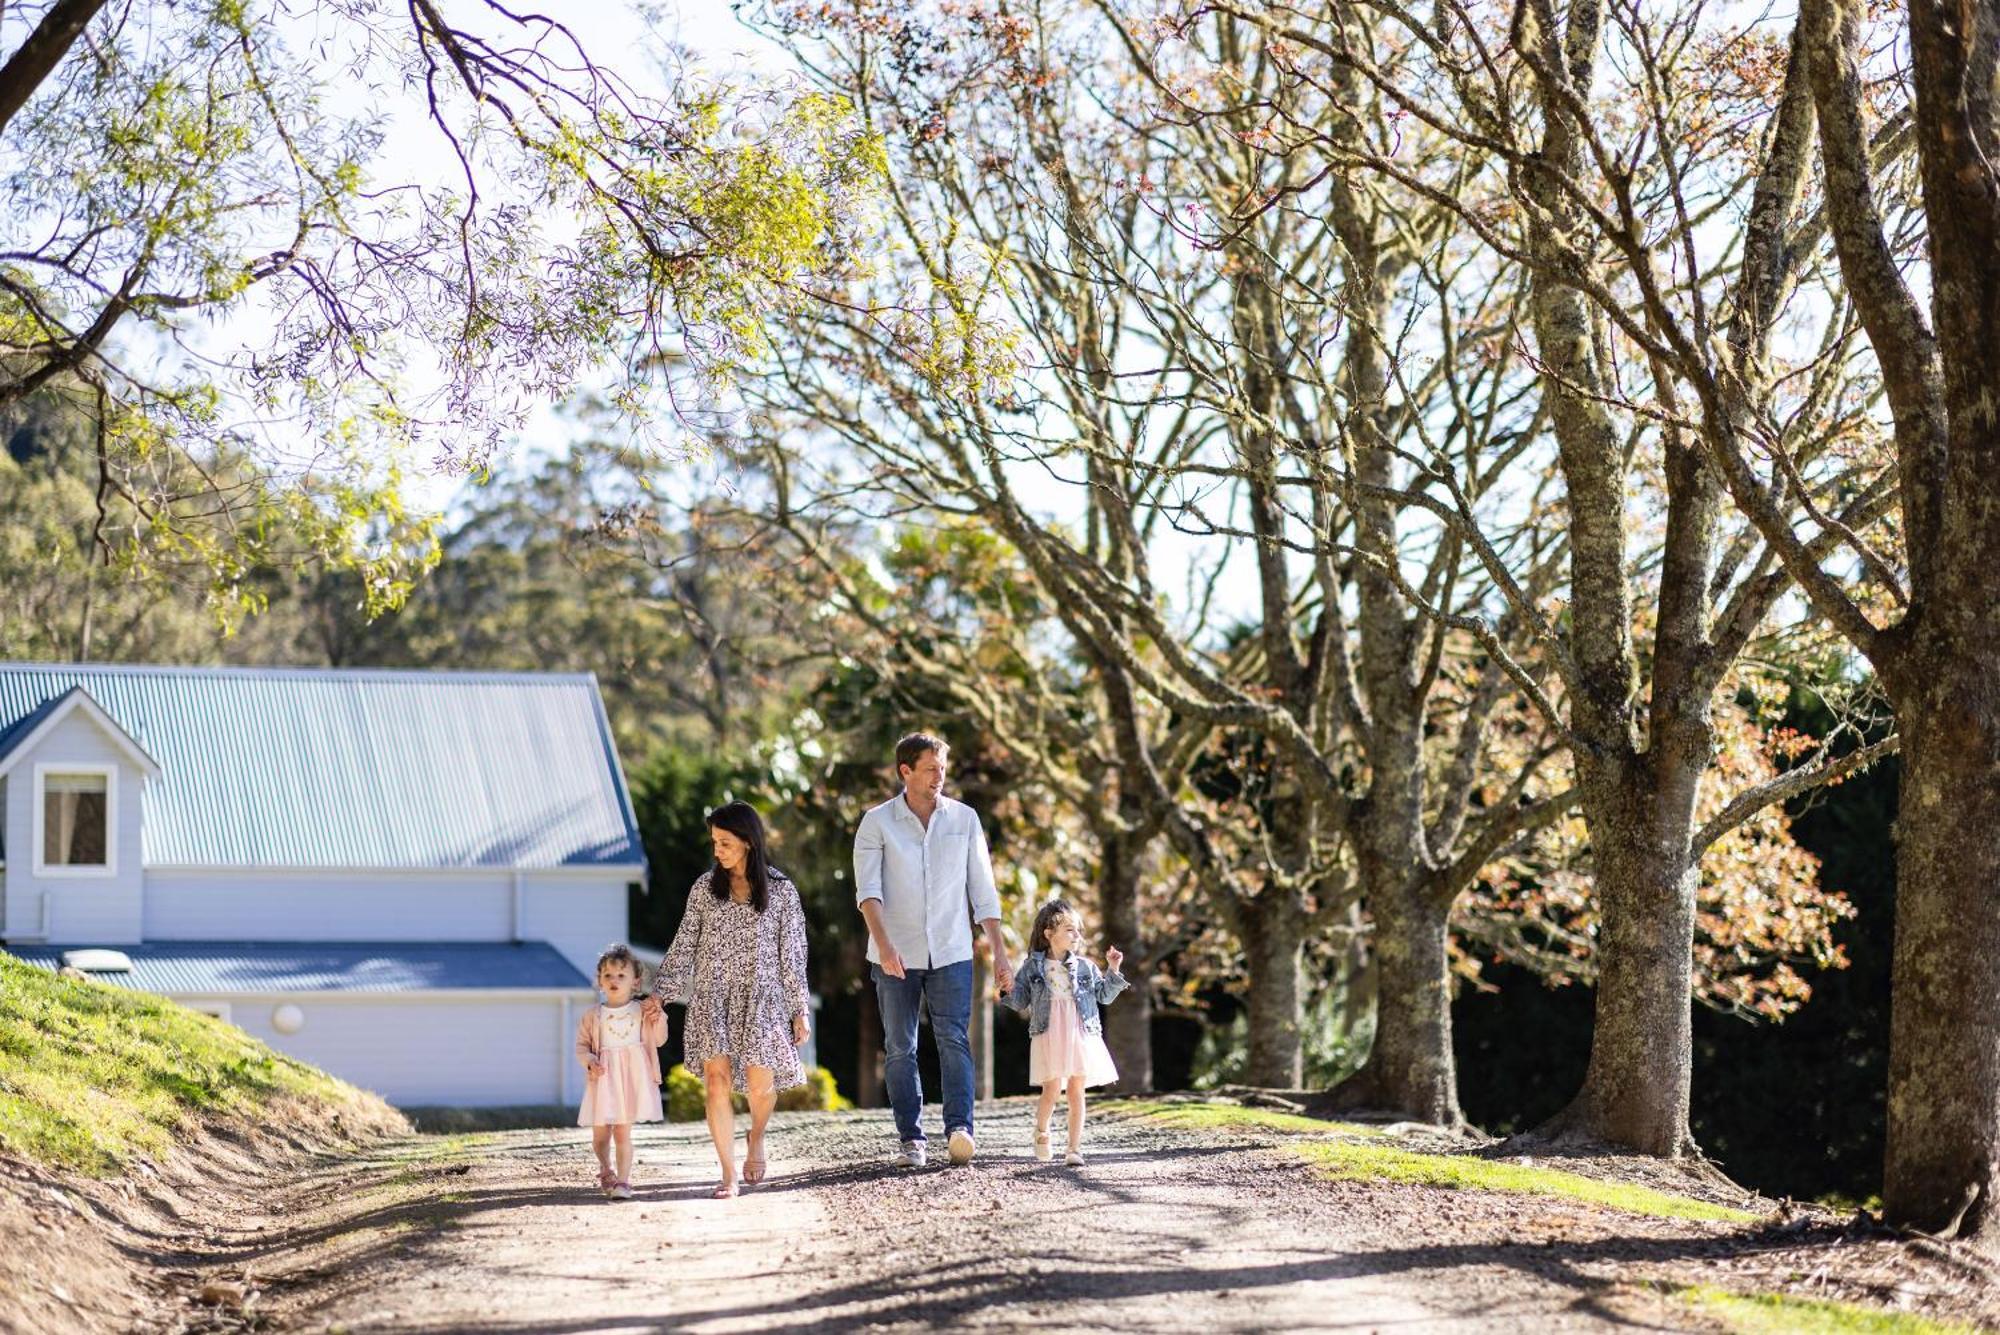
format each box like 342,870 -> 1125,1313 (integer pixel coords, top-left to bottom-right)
653,869 -> 811,1092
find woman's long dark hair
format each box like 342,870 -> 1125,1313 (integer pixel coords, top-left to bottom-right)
706,800 -> 772,913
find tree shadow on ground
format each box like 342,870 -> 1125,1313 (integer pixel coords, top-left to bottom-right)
326,1230 -> 1752,1334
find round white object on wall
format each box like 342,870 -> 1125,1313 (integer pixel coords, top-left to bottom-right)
271,1003 -> 306,1035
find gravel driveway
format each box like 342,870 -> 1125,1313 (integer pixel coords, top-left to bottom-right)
237,1098 -> 1722,1334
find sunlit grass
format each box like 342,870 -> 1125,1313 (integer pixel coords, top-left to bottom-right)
1124,1099 -> 1756,1224
1685,1285 -> 1986,1334
1120,1099 -> 1383,1138
0,952 -> 391,1174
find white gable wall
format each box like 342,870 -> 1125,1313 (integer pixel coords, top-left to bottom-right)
194,992 -> 585,1106
519,873 -> 632,979
2,709 -> 147,943
143,867 -> 634,978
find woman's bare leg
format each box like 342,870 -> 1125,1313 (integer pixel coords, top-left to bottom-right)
744,1066 -> 777,1180
1065,1076 -> 1087,1153
701,1057 -> 738,1194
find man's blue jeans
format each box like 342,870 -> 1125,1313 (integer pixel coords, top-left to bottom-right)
873,959 -> 974,1144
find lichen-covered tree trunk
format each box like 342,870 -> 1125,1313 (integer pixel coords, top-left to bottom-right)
1880,672 -> 2000,1234
1239,890 -> 1305,1087
1875,0 -> 2000,1242
1336,876 -> 1460,1124
1542,771 -> 1703,1155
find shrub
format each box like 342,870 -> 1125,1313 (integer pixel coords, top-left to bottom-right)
663,1064 -> 721,1122
777,1065 -> 852,1113
663,1063 -> 850,1120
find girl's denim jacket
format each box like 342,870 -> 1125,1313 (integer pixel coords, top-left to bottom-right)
1004,951 -> 1129,1037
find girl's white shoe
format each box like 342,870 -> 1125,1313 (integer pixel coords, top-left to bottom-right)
1064,1149 -> 1085,1167
1034,1131 -> 1052,1162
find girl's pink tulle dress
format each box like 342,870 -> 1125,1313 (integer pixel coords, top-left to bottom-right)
577,1001 -> 664,1126
1029,956 -> 1120,1087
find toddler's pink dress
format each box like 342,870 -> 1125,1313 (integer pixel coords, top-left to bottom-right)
1029,956 -> 1119,1087
576,1001 -> 665,1126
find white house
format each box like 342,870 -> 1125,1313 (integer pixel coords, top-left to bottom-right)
0,664 -> 643,1108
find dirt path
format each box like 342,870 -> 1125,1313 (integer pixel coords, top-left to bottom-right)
199,1099 -> 1733,1334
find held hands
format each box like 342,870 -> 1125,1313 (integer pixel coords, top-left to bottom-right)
1106,946 -> 1124,974
992,953 -> 1015,996
640,996 -> 664,1026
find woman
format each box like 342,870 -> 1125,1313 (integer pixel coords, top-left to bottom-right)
648,800 -> 812,1198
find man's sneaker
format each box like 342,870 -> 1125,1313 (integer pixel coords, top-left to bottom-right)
948,1128 -> 976,1166
894,1139 -> 928,1169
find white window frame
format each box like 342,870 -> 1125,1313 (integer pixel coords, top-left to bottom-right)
32,763 -> 117,878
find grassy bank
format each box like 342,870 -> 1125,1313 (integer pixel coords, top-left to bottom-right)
0,953 -> 400,1174
1685,1286 -> 1987,1334
1124,1099 -> 1756,1224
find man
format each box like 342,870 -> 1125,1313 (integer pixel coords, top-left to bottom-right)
854,732 -> 1013,1168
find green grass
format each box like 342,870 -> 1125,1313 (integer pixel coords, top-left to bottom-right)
1686,1286 -> 1986,1334
1124,1099 -> 1756,1224
0,952 -> 390,1175
1122,1099 -> 1384,1138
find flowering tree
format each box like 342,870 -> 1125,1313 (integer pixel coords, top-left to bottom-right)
0,0 -> 882,619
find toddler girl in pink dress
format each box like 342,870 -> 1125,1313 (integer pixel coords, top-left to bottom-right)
575,944 -> 666,1199
1004,899 -> 1128,1165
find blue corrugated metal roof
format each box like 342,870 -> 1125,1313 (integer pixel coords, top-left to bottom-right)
0,688 -> 71,767
0,664 -> 643,869
3,941 -> 593,992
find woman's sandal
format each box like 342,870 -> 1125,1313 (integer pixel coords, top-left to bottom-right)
742,1157 -> 767,1185
711,1178 -> 738,1199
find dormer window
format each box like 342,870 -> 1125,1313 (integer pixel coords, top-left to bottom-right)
35,766 -> 114,876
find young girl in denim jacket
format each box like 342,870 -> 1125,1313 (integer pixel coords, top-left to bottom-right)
1004,899 -> 1129,1165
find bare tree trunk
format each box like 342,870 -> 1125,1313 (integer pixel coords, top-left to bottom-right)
971,947 -> 994,1101
1239,891 -> 1305,1087
1335,879 -> 1460,1124
1880,638 -> 2000,1233
1528,739 -> 1704,1159
1541,774 -> 1701,1155
1096,834 -> 1153,1091
857,981 -> 883,1109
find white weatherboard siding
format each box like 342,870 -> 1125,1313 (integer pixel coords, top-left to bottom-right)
3,710 -> 146,943
519,874 -> 632,977
144,870 -> 514,942
209,994 -> 582,1106
142,869 -> 633,978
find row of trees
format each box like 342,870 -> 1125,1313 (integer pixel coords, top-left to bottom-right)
704,0 -> 1995,1243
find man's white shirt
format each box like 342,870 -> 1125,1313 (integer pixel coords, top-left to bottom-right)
853,792 -> 1002,970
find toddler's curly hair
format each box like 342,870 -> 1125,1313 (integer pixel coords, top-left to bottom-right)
594,943 -> 646,989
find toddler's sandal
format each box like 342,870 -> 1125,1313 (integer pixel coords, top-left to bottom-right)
1064,1149 -> 1086,1167
1034,1131 -> 1052,1162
